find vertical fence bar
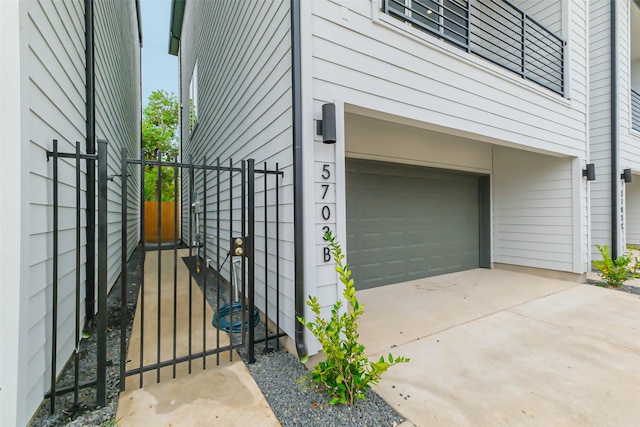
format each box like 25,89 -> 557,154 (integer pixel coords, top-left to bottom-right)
228,158 -> 234,361
275,163 -> 280,350
202,156 -> 208,369
216,157 -> 221,365
188,157 -> 194,373
263,162 -> 270,351
156,154 -> 162,383
521,10 -> 526,77
96,139 -> 108,407
139,148 -> 146,388
172,155 -> 179,378
50,139 -> 59,414
74,142 -> 81,405
247,159 -> 256,363
120,148 -> 128,391
241,160 -> 247,348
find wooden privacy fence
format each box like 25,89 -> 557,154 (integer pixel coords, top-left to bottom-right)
144,201 -> 177,242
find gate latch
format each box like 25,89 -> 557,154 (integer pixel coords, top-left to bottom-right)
232,236 -> 246,257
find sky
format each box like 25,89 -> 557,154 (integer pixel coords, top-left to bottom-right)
141,0 -> 178,107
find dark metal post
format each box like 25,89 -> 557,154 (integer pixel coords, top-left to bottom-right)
275,163 -> 280,350
96,139 -> 108,407
240,160 -> 246,348
120,147 -> 128,391
247,159 -> 256,363
50,139 -> 59,414
172,155 -> 179,378
156,153 -> 162,383
139,148 -> 146,388
202,156 -> 208,369
228,158 -> 234,361
74,142 -> 81,405
216,157 -> 221,365
188,157 -> 194,373
263,162 -> 270,351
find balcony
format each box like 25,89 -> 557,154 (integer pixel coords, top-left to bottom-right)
633,89 -> 640,132
384,0 -> 565,96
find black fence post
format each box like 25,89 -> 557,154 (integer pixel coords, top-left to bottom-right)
96,139 -> 108,406
50,139 -> 59,414
247,159 -> 256,363
120,147 -> 128,391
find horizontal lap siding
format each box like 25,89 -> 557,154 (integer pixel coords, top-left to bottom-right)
311,0 -> 587,156
620,0 -> 640,166
94,0 -> 141,289
589,0 -> 613,256
20,0 -> 140,424
23,0 -> 87,420
493,147 -> 575,272
180,0 -> 295,337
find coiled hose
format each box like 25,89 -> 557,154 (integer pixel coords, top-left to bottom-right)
210,252 -> 260,333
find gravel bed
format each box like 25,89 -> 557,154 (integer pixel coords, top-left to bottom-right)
185,254 -> 406,427
246,349 -> 406,427
585,278 -> 640,295
29,246 -> 143,427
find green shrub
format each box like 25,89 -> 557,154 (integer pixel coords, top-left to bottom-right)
298,232 -> 410,405
593,244 -> 640,288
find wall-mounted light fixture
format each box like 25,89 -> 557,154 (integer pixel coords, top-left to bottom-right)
583,163 -> 596,181
621,168 -> 632,183
317,103 -> 336,144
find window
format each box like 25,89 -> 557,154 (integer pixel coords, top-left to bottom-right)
189,62 -> 198,133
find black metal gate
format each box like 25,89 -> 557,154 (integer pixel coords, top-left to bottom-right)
119,148 -> 285,390
45,139 -> 285,414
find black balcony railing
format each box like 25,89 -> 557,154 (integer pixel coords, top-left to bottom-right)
384,0 -> 565,96
632,88 -> 640,132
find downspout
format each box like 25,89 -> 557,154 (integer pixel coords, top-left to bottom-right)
291,0 -> 307,358
610,0 -> 619,259
84,0 -> 96,327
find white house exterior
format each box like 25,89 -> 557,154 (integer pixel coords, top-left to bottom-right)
169,0 -> 593,357
589,0 -> 640,252
0,1 -> 141,425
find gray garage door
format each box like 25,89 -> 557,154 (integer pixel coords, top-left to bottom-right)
346,159 -> 488,290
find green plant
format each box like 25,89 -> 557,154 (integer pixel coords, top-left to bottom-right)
593,244 -> 640,288
298,231 -> 409,405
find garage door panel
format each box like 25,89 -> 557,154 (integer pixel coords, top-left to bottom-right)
347,159 -> 483,290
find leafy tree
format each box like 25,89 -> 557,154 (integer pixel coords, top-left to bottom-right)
142,90 -> 179,200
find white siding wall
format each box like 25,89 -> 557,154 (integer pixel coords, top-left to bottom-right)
0,1 -> 27,424
94,0 -> 142,289
0,1 -> 141,425
589,0 -> 615,257
493,147 -> 577,272
307,0 -> 588,329
310,0 -> 587,156
179,0 -> 295,337
345,113 -> 493,174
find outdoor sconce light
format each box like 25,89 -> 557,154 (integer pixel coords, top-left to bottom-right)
317,103 -> 336,144
583,163 -> 596,181
621,168 -> 632,183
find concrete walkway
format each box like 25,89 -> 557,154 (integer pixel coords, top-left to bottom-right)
115,249 -> 279,426
358,268 -> 640,427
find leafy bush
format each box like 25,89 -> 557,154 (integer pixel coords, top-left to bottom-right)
593,244 -> 640,288
298,232 -> 410,405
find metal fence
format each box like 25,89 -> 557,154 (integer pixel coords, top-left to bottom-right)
119,150 -> 285,390
384,0 -> 565,95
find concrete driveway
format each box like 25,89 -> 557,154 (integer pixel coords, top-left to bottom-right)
358,268 -> 640,427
